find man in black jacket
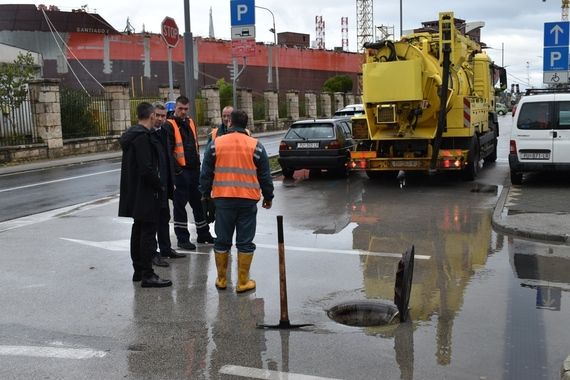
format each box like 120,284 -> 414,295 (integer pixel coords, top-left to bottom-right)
151,102 -> 185,264
118,102 -> 172,288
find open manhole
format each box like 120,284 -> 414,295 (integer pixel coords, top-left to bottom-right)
327,246 -> 415,327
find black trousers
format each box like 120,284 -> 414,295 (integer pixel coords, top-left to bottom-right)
173,168 -> 209,242
157,207 -> 172,254
130,220 -> 157,277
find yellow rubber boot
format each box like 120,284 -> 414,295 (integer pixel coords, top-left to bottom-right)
236,252 -> 256,293
214,252 -> 229,289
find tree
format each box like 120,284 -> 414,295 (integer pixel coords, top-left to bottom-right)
216,78 -> 233,109
0,52 -> 36,115
322,75 -> 353,93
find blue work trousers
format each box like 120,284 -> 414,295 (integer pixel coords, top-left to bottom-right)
213,199 -> 258,254
173,168 -> 209,243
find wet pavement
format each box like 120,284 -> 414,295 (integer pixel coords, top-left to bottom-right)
1,146 -> 570,378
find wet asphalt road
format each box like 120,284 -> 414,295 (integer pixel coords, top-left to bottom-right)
0,133 -> 285,223
1,117 -> 569,379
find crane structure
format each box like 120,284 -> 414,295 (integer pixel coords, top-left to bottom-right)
356,0 -> 373,52
543,0 -> 570,20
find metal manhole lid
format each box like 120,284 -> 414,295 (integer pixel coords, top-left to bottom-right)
394,245 -> 415,322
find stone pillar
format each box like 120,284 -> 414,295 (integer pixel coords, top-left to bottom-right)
345,93 -> 356,105
264,90 -> 279,122
237,88 -> 254,129
334,92 -> 344,112
103,82 -> 131,135
320,92 -> 332,118
158,84 -> 181,102
286,90 -> 299,120
305,91 -> 317,118
28,79 -> 63,157
355,94 -> 363,104
201,86 -> 221,126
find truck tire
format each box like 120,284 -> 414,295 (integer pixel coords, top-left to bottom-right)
510,171 -> 523,185
282,167 -> 295,179
484,122 -> 498,164
484,136 -> 498,164
462,136 -> 480,181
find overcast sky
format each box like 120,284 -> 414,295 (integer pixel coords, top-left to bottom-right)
11,0 -> 567,90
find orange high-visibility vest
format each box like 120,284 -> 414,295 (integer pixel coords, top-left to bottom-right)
167,118 -> 198,167
212,132 -> 261,200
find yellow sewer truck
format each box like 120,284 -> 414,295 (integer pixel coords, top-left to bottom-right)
349,12 -> 506,180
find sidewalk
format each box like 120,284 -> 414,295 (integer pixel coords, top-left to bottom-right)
492,184 -> 570,244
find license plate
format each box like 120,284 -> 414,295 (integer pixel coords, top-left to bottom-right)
297,142 -> 319,148
394,160 -> 420,168
520,152 -> 550,160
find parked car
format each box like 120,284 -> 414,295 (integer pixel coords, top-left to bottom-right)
333,104 -> 364,118
278,118 -> 355,178
496,102 -> 508,115
509,90 -> 570,185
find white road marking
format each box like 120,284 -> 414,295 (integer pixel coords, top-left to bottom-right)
0,169 -> 119,193
256,243 -> 431,260
60,238 -> 210,255
219,365 -> 343,380
0,345 -> 107,359
0,196 -> 118,233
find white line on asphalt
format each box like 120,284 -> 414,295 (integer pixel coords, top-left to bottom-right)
0,196 -> 118,233
0,169 -> 120,193
0,345 -> 107,359
219,365 -> 343,380
256,243 -> 431,260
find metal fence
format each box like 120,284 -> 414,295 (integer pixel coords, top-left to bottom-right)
0,98 -> 39,147
60,87 -> 112,139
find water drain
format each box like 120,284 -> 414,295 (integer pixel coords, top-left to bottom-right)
327,300 -> 399,327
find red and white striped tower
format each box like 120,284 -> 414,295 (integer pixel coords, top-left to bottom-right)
341,17 -> 348,51
315,16 -> 325,49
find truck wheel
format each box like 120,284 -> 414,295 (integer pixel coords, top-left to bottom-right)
366,170 -> 383,179
510,171 -> 523,185
484,136 -> 498,164
282,167 -> 295,179
462,136 -> 480,181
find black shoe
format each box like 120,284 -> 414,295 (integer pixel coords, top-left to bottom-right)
141,274 -> 172,288
162,249 -> 186,258
132,272 -> 142,282
152,254 -> 170,267
197,234 -> 216,244
177,241 -> 196,250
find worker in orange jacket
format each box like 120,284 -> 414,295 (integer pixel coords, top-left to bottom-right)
199,109 -> 274,293
167,96 -> 215,251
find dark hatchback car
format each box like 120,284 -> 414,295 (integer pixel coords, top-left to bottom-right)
278,118 -> 355,178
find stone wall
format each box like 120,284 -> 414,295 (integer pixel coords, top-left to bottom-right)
28,79 -> 63,158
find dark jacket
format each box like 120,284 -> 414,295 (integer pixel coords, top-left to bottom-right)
152,123 -> 176,199
118,124 -> 162,222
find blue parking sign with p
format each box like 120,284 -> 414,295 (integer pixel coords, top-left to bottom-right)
544,46 -> 569,71
231,0 -> 255,26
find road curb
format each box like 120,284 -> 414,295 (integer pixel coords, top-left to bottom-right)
492,185 -> 569,243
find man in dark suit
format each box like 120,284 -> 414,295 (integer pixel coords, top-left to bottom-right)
118,102 -> 172,288
151,102 -> 185,265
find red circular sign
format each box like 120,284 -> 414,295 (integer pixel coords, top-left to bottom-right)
161,17 -> 179,47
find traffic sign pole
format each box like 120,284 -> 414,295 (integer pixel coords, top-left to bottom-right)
161,17 -> 180,101
167,47 -> 174,101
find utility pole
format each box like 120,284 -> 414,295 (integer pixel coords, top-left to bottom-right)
183,0 -> 196,120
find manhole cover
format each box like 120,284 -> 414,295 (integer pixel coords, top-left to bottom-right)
327,300 -> 399,327
394,245 -> 414,322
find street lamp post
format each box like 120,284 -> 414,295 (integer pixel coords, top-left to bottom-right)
255,5 -> 279,92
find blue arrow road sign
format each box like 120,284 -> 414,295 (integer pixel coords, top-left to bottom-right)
544,46 -> 569,71
231,0 -> 255,26
544,21 -> 570,47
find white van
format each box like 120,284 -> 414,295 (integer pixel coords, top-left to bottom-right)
509,90 -> 570,184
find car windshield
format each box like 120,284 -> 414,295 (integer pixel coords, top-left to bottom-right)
285,124 -> 335,139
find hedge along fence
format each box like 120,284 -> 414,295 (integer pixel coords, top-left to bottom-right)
60,87 -> 112,139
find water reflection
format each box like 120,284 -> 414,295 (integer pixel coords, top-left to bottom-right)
508,236 -> 570,310
351,183 -> 495,366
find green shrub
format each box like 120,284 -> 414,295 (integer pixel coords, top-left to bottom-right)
60,87 -> 99,138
